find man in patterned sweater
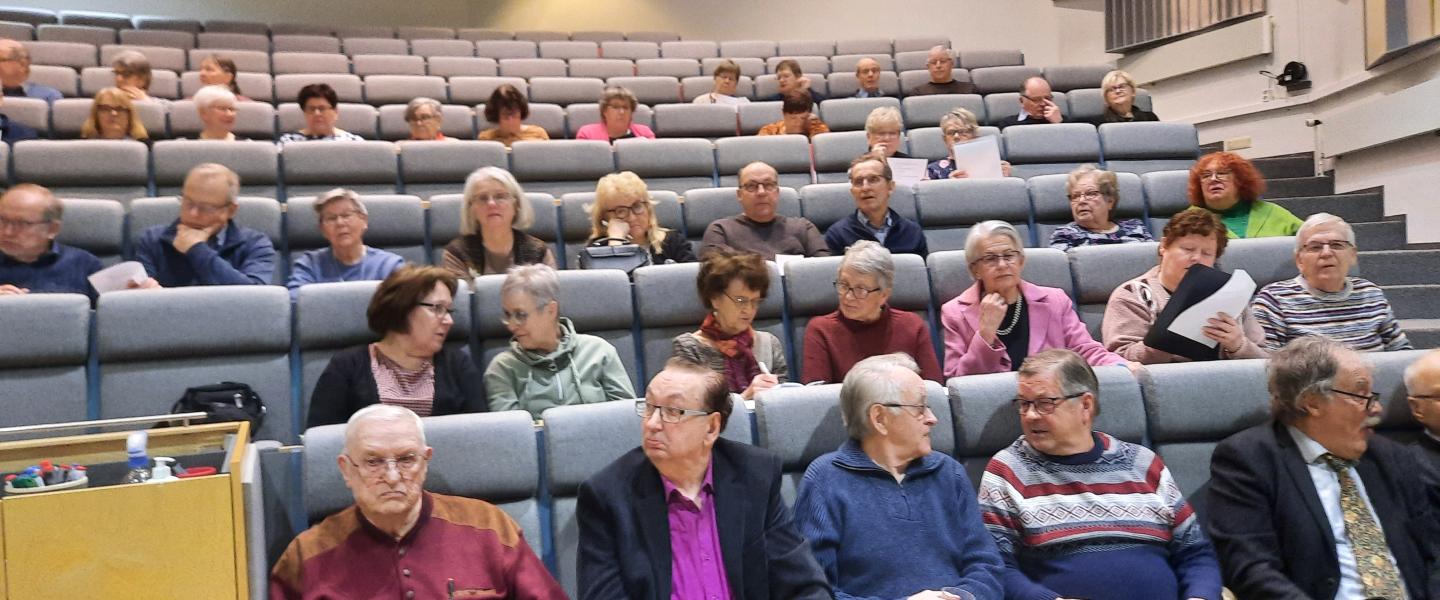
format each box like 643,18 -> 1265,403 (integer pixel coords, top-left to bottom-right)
976,349 -> 1222,600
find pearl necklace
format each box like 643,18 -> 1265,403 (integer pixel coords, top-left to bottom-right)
995,296 -> 1025,336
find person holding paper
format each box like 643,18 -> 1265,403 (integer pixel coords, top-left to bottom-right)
824,153 -> 928,257
756,93 -> 829,139
700,162 -> 830,261
864,106 -> 910,158
671,250 -> 787,400
286,188 -> 404,294
853,57 -> 886,98
1048,165 -> 1153,251
1094,70 -> 1159,124
924,108 -> 1011,180
906,46 -> 976,96
1251,213 -> 1411,352
586,171 -> 694,264
940,221 -> 1128,377
0,184 -> 102,299
1187,151 -> 1302,239
1102,210 -> 1266,363
134,163 -> 275,287
995,76 -> 1064,129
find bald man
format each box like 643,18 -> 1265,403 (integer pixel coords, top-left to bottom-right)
0,184 -> 102,299
1406,349 -> 1440,470
853,57 -> 885,98
0,39 -> 62,104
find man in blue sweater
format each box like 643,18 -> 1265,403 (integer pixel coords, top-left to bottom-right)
134,163 -> 275,287
824,153 -> 927,257
794,352 -> 1004,600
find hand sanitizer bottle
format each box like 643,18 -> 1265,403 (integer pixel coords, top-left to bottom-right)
123,431 -> 151,484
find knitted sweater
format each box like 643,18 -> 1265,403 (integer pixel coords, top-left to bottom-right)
1250,275 -> 1411,352
794,440 -> 1004,600
977,432 -> 1222,600
801,306 -> 942,383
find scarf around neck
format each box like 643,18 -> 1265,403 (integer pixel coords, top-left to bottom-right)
699,313 -> 760,393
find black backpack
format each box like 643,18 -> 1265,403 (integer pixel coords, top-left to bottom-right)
170,382 -> 267,436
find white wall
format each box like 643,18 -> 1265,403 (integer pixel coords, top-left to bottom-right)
1,0 -> 490,28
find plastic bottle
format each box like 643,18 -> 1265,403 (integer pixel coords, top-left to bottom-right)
148,457 -> 176,483
123,431 -> 151,484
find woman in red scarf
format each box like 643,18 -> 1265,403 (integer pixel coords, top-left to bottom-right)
671,250 -> 786,399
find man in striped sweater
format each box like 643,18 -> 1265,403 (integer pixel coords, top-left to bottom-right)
976,349 -> 1222,600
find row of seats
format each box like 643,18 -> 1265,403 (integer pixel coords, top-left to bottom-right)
0,235 -> 1311,445
4,121 -> 1197,199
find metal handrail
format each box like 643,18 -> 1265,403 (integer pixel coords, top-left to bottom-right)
0,412 -> 209,437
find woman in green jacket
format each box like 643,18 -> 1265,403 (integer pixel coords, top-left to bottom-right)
485,264 -> 635,419
1186,151 -> 1302,238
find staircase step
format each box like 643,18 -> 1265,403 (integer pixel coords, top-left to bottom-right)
1359,250 -> 1440,285
1353,220 -> 1408,251
1252,154 -> 1314,179
1400,319 -> 1440,349
1264,176 -> 1334,199
1382,284 -> 1440,320
1271,193 -> 1385,223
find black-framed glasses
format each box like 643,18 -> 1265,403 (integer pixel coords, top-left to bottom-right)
880,402 -> 932,419
834,281 -> 882,300
344,453 -> 426,478
1021,94 -> 1054,103
1331,388 -> 1380,411
942,127 -> 976,139
416,302 -> 455,319
606,202 -> 648,219
1300,240 -> 1354,254
740,181 -> 779,194
635,400 -> 713,423
1068,190 -> 1105,203
850,174 -> 887,188
1012,392 -> 1085,415
0,216 -> 50,230
970,251 -> 1022,267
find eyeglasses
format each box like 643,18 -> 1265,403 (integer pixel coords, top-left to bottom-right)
880,402 -> 932,419
320,210 -> 363,225
722,293 -> 763,310
346,453 -> 425,478
850,175 -> 888,188
408,113 -> 440,123
1199,170 -> 1233,181
635,400 -> 713,423
1331,388 -> 1380,411
740,181 -> 779,194
870,130 -> 901,139
473,193 -> 514,205
970,251 -> 1022,267
416,302 -> 455,319
1105,84 -> 1134,94
180,197 -> 232,215
603,103 -> 632,112
0,216 -> 50,229
96,104 -> 129,116
303,104 -> 336,115
1300,240 -> 1355,254
1021,94 -> 1054,103
1068,190 -> 1105,203
500,301 -> 550,326
1409,393 -> 1440,401
607,202 -> 648,219
926,58 -> 954,66
942,127 -> 976,138
834,281 -> 882,300
1012,392 -> 1085,415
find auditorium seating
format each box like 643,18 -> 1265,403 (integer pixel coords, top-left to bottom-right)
0,293 -> 90,427
782,253 -> 934,376
55,197 -> 125,264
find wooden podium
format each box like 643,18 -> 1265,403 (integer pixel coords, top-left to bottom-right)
0,417 -> 250,599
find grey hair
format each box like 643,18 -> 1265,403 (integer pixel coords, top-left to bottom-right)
1403,349 -> 1440,393
927,45 -> 954,60
864,106 -> 902,134
461,166 -> 532,234
599,85 -> 639,111
1295,212 -> 1356,253
963,220 -> 1025,261
938,107 -> 979,133
404,97 -> 443,122
314,187 -> 367,216
1268,336 -> 1357,424
839,240 -> 895,291
501,263 -> 560,310
184,163 -> 240,204
192,85 -> 236,113
1018,349 -> 1101,415
840,353 -> 921,440
344,403 -> 427,452
1066,164 -> 1119,205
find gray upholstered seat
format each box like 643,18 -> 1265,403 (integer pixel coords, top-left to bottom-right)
459,29 -> 516,42
22,40 -> 99,69
1029,171 -> 1148,245
271,34 -> 341,54
608,75 -> 681,105
528,76 -> 604,105
573,31 -> 625,43
196,32 -> 269,53
777,40 -> 835,58
363,74 -> 446,106
626,32 -> 681,43
703,57 -> 765,78
396,140 -> 506,199
36,24 -> 116,47
0,96 -> 51,135
277,101 -> 378,139
411,39 -> 476,59
735,101 -> 781,134
79,66 -> 181,100
894,36 -> 950,54
600,41 -> 659,61
269,24 -> 332,37
958,49 -> 1024,70
200,20 -> 268,36
902,93 -> 987,128
0,294 -> 91,427
907,125 -> 1003,161
637,58 -> 701,79
1004,122 -> 1100,179
1140,359 -> 1271,501
57,198 -> 126,265
719,40 -> 777,59
13,139 -> 150,202
187,48 -> 269,74
342,37 -> 408,57
286,194 -> 428,265
714,134 -> 813,188
426,56 -> 498,78
830,53 -> 893,73
281,140 -> 398,197
0,7 -> 57,26
378,104 -> 476,140
271,52 -> 350,75
810,130 -> 871,183
651,104 -> 738,138
613,137 -> 716,193
835,38 -> 893,56
167,99 -> 277,141
1100,122 -> 1200,175
1219,236 -> 1301,289
538,40 -> 598,61
274,73 -> 364,103
128,197 -> 283,277
99,43 -> 187,72
474,40 -> 538,60
352,55 -> 426,76
448,75 -> 526,105
1067,241 -> 1162,338
398,26 -> 456,40
825,71 -> 899,98
152,140 -> 280,197
558,190 -> 683,270
633,261 -> 785,386
766,55 -> 830,75
970,65 -> 1044,95
26,65 -> 78,97
509,140 -> 616,196
132,16 -> 201,34
428,192 -> 559,265
913,177 -> 1033,252
661,40 -> 718,60
782,253 -> 934,377
567,58 -> 634,80
332,25 -> 395,40
1140,170 -> 1192,232
1043,64 -> 1113,92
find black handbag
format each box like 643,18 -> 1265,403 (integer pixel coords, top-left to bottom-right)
170,382 -> 266,436
578,238 -> 652,274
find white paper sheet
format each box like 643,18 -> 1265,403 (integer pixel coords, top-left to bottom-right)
950,135 -> 1004,179
87,261 -> 147,294
887,157 -> 929,187
1166,269 -> 1257,347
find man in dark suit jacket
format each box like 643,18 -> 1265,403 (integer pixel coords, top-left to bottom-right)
1207,337 -> 1440,600
576,359 -> 830,600
995,76 -> 1064,130
1406,350 -> 1440,474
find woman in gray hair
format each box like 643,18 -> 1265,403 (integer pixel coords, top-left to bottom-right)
485,264 -> 635,419
286,187 -> 404,295
440,166 -> 556,281
801,241 -> 941,383
404,97 -> 450,141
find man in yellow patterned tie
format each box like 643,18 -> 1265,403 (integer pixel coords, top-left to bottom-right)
1205,336 -> 1440,600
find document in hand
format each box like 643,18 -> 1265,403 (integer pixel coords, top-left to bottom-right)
949,135 -> 1004,179
87,261 -> 148,294
1142,264 -> 1256,361
888,157 -> 929,187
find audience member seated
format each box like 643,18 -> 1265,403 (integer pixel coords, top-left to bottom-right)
700,162 -> 830,260
110,50 -> 153,102
0,184 -> 101,299
692,59 -> 750,106
286,188 -> 405,294
440,167 -> 556,281
81,87 -> 148,141
0,94 -> 38,142
978,349 -> 1223,600
586,171 -> 695,264
575,85 -> 655,142
756,92 -> 829,139
907,46 -> 976,96
672,250 -> 787,399
1188,151 -> 1301,238
1206,337 -> 1440,600
1251,213 -> 1411,352
1406,350 -> 1440,470
0,39 -> 62,104
801,241 -> 941,383
576,358 -> 831,600
824,153 -> 927,257
404,97 -> 450,141
192,85 -> 241,141
796,353 -> 1003,599
1103,209 -> 1266,363
864,106 -> 909,158
941,221 -> 1127,377
484,264 -> 634,419
307,265 -> 485,428
197,54 -> 247,100
1048,164 -> 1153,250
762,58 -> 825,104
271,405 -> 561,599
134,163 -> 273,287
1095,69 -> 1157,124
853,57 -> 885,98
996,76 -> 1063,129
278,83 -> 366,146
925,107 -> 1011,179
477,84 -> 549,147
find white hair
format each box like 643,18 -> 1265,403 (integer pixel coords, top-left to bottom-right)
839,353 -> 921,440
1404,349 -> 1440,393
193,84 -> 237,112
344,404 -> 427,452
1295,212 -> 1356,252
839,240 -> 895,291
501,263 -> 560,309
964,220 -> 1025,260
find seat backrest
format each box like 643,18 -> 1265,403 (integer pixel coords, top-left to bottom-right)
294,280 -> 382,409
399,26 -> 456,40
713,134 -> 813,188
0,294 -> 91,427
612,137 -> 716,193
152,140 -> 279,196
538,40 -> 598,61
601,40 -> 659,61
1140,169 -> 1192,229
449,75 -> 527,105
99,43 -> 187,72
661,40 -> 718,59
719,40 -> 777,59
810,130 -> 870,183
703,56 -> 765,78
1004,122 -> 1101,179
1043,64 -> 1113,92
736,100 -> 783,135
475,40 -> 538,60
0,21 -> 33,41
200,20 -> 268,35
679,74 -> 755,103
333,25 -> 396,39
411,39 -> 477,58
167,99 -> 277,141
271,51 -> 351,75
187,48 -> 269,75
274,73 -> 363,103
1140,359 -> 1271,500
767,55 -> 830,75
567,58 -> 634,80
752,72 -> 829,100
1099,122 -> 1201,175
901,93 -> 986,128
627,31 -> 680,43
132,16 -> 201,34
633,261 -> 784,385
196,32 -> 269,53
680,186 -> 802,241
0,96 -> 51,134
0,7 -> 57,26
37,24 -> 116,47
798,181 -> 918,233
352,54 -> 425,76
271,34 -> 341,54
25,65 -> 78,97
528,76 -> 604,105
782,253 -> 933,375
459,29 -> 515,41
429,192 -> 559,262
1029,171 -> 1146,246
1219,236 -> 1301,289
825,71 -> 900,98
928,247 -> 1074,308
79,66 -> 181,101
777,40 -> 835,58
894,36 -> 949,54
652,103 -> 738,138
378,103 -> 475,140
281,140 -> 398,197
343,37 -> 408,57
427,56 -> 498,78
509,140 -> 616,196
830,53 -> 893,74
1067,241 -> 1162,338
959,49 -> 1024,70
835,38 -> 892,56
278,101 -> 380,139
396,140 -> 506,198
637,58 -> 701,79
13,139 -> 150,202
608,75 -> 681,105
286,194 -> 427,264
913,177 -> 1036,253
574,31 -> 626,43
907,125 -> 1003,162
363,74 -> 446,105
269,24 -> 333,37
969,65 -> 1043,95
57,198 -> 126,263
59,10 -> 130,29
22,40 -> 100,69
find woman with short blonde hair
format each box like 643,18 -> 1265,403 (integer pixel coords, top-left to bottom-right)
586,171 -> 695,264
1096,69 -> 1158,124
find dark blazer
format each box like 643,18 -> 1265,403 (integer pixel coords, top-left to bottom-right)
306,344 -> 487,429
1094,107 -> 1159,125
1205,421 -> 1440,600
1415,434 -> 1440,487
576,438 -> 831,600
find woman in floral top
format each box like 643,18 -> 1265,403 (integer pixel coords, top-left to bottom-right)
1048,164 -> 1152,251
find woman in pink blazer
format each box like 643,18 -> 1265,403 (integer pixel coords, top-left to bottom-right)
940,220 -> 1129,377
573,85 -> 656,142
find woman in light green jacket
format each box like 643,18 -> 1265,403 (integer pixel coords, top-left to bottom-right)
1186,151 -> 1302,238
485,264 -> 634,419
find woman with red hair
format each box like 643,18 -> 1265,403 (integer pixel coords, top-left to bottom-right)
1186,151 -> 1301,238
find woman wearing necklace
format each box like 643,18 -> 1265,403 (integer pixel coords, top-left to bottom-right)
940,221 -> 1131,377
